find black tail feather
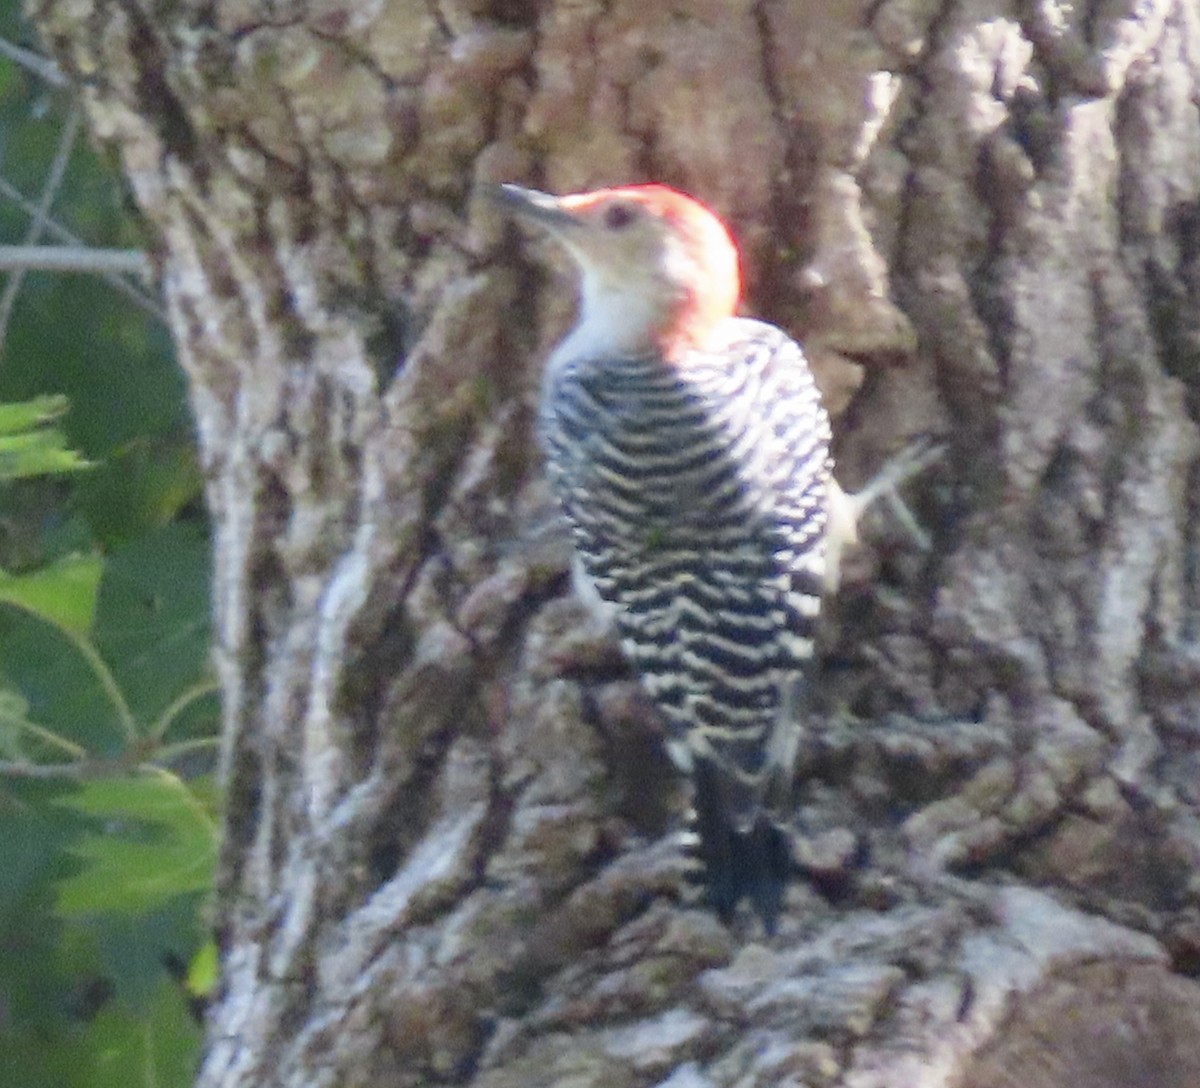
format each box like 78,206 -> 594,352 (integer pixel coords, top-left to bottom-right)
689,757 -> 793,934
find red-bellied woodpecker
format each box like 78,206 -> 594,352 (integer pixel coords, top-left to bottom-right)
489,181 -> 927,931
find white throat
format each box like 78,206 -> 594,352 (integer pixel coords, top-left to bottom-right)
558,265 -> 666,362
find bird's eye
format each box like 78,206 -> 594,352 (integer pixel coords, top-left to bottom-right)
604,203 -> 638,230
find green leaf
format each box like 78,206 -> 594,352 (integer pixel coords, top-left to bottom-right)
93,521 -> 212,727
0,394 -> 69,433
0,607 -> 128,754
0,779 -> 90,1024
76,978 -> 202,1088
79,434 -> 203,547
0,1031 -> 93,1088
54,774 -> 216,916
0,395 -> 90,480
186,939 -> 218,999
0,409 -> 91,479
77,893 -> 208,1009
0,688 -> 36,758
0,65 -> 208,1088
0,276 -> 185,460
0,686 -> 81,764
0,552 -> 103,632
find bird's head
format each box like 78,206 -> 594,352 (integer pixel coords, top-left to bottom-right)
488,183 -> 741,359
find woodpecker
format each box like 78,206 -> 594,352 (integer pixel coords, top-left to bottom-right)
490,181 -> 835,931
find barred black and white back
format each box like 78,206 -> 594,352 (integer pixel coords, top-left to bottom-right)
539,316 -> 833,928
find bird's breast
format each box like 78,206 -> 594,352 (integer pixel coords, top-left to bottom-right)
540,355 -> 762,542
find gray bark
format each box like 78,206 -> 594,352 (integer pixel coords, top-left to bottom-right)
27,0 -> 1200,1085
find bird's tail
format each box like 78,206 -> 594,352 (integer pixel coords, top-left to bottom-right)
685,756 -> 793,934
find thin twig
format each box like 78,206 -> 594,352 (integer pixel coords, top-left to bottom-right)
0,596 -> 140,742
5,716 -> 88,760
151,679 -> 220,741
153,735 -> 220,768
0,245 -> 151,275
0,758 -> 96,779
0,174 -> 165,321
0,36 -> 67,88
0,107 -> 82,358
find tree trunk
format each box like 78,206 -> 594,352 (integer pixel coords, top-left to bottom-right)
28,0 -> 1200,1085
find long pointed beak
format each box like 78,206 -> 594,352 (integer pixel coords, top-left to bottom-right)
485,183 -> 582,233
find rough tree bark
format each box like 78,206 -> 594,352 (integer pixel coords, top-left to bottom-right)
27,0 -> 1200,1085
